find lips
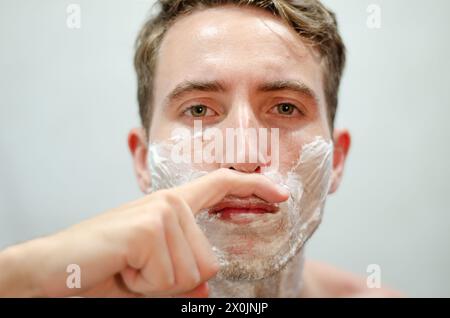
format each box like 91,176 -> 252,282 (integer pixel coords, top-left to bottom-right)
209,196 -> 279,222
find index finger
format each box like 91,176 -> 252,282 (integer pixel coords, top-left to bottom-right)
173,168 -> 289,214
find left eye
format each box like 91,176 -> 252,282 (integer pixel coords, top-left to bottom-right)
270,103 -> 300,116
184,104 -> 217,117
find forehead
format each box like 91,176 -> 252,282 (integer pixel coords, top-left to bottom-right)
154,5 -> 325,104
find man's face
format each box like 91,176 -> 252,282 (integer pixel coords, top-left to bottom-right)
130,6 -> 350,280
150,6 -> 330,147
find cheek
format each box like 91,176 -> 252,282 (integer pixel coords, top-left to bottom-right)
276,132 -> 318,173
149,118 -> 184,143
276,120 -> 332,168
277,143 -> 303,174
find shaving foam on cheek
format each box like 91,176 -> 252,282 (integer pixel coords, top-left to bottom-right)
148,135 -> 333,281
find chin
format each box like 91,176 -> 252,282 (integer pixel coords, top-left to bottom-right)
209,224 -> 317,281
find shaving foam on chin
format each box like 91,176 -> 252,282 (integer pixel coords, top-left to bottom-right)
148,135 -> 333,281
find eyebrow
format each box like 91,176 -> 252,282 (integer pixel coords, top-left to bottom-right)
257,80 -> 319,105
164,80 -> 226,106
164,79 -> 319,106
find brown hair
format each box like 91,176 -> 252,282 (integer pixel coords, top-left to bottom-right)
134,0 -> 346,131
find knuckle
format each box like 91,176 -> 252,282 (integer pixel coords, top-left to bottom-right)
181,269 -> 201,290
127,215 -> 160,249
158,275 -> 176,291
217,168 -> 234,183
157,190 -> 184,210
155,201 -> 175,223
217,167 -> 231,177
147,215 -> 164,238
160,189 -> 181,203
152,189 -> 172,202
131,204 -> 168,236
157,204 -> 171,220
208,259 -> 220,276
201,257 -> 220,279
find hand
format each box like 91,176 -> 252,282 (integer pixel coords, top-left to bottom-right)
0,168 -> 289,297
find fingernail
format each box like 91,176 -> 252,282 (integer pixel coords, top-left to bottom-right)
277,184 -> 290,197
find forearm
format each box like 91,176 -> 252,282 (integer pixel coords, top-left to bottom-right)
0,239 -> 47,297
0,217 -> 129,298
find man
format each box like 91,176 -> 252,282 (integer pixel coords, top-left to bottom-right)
0,0 -> 397,297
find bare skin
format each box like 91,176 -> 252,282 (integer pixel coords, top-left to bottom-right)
0,169 -> 289,297
0,5 -> 400,298
301,260 -> 402,297
127,5 -> 398,298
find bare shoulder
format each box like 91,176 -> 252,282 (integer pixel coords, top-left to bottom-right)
300,259 -> 403,298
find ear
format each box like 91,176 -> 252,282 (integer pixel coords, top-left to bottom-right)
328,128 -> 351,194
128,127 -> 151,194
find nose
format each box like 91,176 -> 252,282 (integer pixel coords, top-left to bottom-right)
218,98 -> 269,173
221,162 -> 262,173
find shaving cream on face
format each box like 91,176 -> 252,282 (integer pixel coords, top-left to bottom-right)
148,135 -> 333,281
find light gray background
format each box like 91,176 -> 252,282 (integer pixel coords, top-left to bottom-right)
1,0 -> 449,297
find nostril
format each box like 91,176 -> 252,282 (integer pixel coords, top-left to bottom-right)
227,165 -> 261,173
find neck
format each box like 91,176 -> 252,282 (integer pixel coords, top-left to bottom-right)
208,250 -> 305,298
